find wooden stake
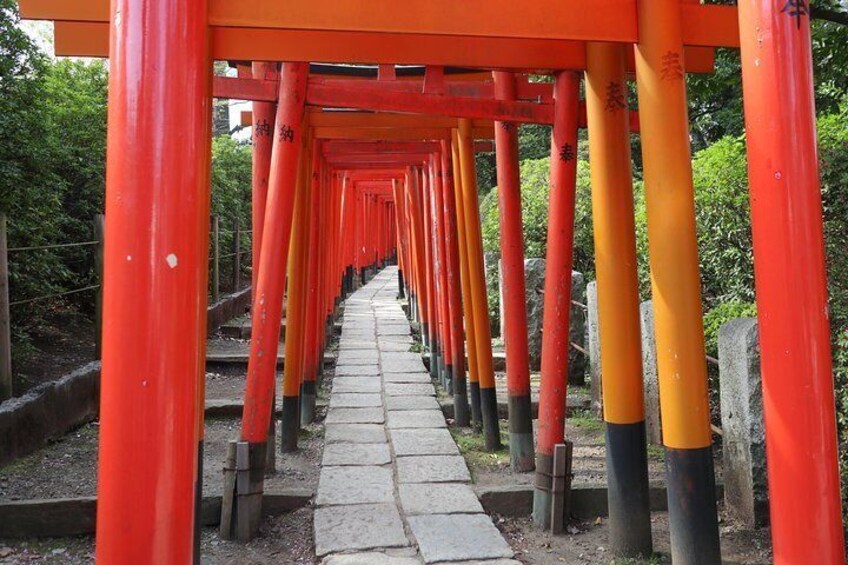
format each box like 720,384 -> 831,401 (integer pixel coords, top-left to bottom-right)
0,214 -> 10,401
232,218 -> 241,291
211,215 -> 220,302
94,214 -> 105,360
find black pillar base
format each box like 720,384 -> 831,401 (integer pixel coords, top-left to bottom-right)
666,445 -> 721,565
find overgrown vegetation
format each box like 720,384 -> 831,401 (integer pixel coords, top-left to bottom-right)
0,1 -> 253,373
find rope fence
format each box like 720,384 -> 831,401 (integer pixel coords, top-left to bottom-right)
0,213 -> 252,401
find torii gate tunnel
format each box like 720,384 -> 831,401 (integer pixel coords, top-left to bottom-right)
18,0 -> 844,563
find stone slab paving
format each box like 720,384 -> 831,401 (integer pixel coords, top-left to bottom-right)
387,410 -> 449,429
390,429 -> 459,456
325,424 -> 387,444
315,267 -> 514,564
383,371 -> 433,383
386,395 -> 441,412
329,393 -> 383,408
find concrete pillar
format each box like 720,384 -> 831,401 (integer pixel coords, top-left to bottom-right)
586,281 -> 602,417
639,300 -> 662,445
568,271 -> 587,385
719,317 -> 768,528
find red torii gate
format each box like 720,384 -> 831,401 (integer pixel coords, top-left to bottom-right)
17,1 -> 843,564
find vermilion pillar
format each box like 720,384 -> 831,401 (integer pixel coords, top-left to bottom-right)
493,71 -> 534,472
585,42 -> 652,557
432,153 -> 453,392
634,0 -> 720,559
457,118 -> 501,451
533,72 -> 580,529
95,0 -> 211,561
237,61 -> 309,538
738,2 -> 845,562
300,142 -> 324,426
251,62 -> 277,291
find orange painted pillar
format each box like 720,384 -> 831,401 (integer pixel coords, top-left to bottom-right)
441,140 -> 470,427
634,0 -> 720,558
738,1 -> 845,562
493,71 -> 534,472
533,72 -> 580,529
457,118 -> 501,451
95,0 -> 211,561
585,42 -> 652,556
451,133 -> 482,427
281,138 -> 314,451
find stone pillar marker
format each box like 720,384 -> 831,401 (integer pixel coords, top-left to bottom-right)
568,272 -> 587,385
523,259 -> 547,371
496,260 -> 582,374
586,281 -> 602,417
639,300 -> 662,445
719,317 -> 768,528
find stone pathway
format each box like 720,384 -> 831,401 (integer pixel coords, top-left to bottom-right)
315,267 -> 519,565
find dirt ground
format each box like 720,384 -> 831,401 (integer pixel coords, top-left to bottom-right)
11,309 -> 96,397
0,334 -> 335,564
495,509 -> 773,565
451,407 -> 764,565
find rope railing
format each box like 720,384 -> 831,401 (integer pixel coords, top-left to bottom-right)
9,284 -> 100,307
7,240 -> 99,253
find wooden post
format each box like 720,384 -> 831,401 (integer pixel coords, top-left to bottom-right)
94,214 -> 105,360
211,215 -> 220,302
232,218 -> 241,291
0,214 -> 11,401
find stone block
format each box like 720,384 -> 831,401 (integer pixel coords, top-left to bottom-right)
640,300 -> 662,445
385,383 -> 435,397
386,395 -> 440,412
391,428 -> 459,456
719,317 -> 768,528
407,514 -> 513,563
387,410 -> 447,429
377,341 -> 413,352
325,424 -> 387,444
383,372 -> 431,383
322,443 -> 392,466
316,466 -> 395,506
332,378 -> 382,394
314,503 -> 408,556
336,351 -> 380,365
397,455 -> 471,483
379,352 -> 422,362
321,551 -> 419,565
325,407 -> 385,425
381,359 -> 427,374
335,365 -> 379,377
399,483 -> 483,515
329,393 -> 383,408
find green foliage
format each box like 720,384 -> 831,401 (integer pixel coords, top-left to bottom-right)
481,156 -> 593,272
818,101 -> 848,329
209,136 -> 254,296
692,137 -> 754,307
0,4 -> 255,359
702,300 -> 757,359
